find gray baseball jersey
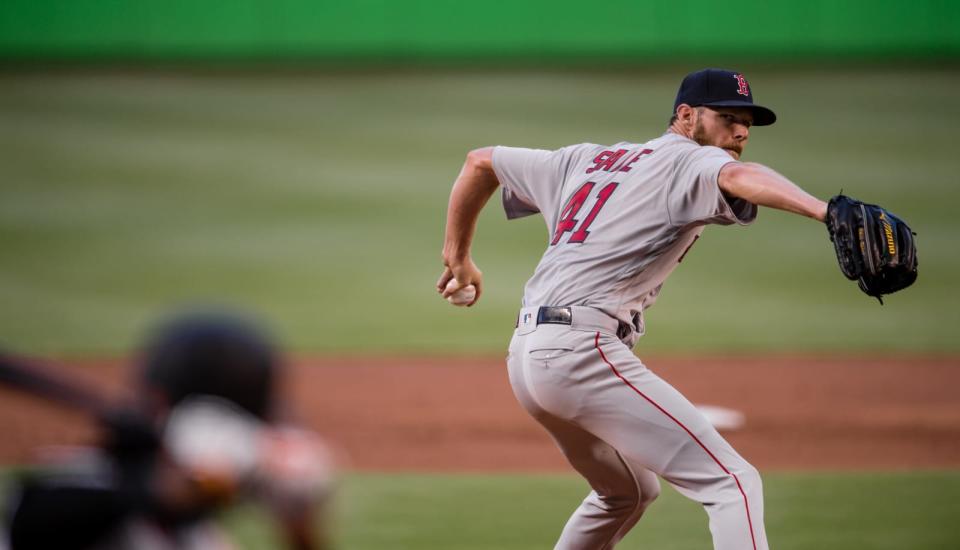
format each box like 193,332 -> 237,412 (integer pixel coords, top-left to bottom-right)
494,133 -> 769,550
494,132 -> 756,343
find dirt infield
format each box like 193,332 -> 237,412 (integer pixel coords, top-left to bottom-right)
1,355 -> 958,471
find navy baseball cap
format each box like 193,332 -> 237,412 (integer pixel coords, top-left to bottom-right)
673,68 -> 777,126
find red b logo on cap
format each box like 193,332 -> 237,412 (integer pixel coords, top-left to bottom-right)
734,74 -> 750,97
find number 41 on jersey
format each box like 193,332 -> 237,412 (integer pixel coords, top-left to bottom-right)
551,182 -> 619,245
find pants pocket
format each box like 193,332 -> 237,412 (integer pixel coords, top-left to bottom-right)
529,347 -> 575,361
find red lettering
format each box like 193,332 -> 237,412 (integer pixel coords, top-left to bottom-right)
552,182 -> 597,245
569,182 -> 619,243
617,149 -> 653,172
589,148 -> 655,174
586,149 -> 628,174
734,74 -> 750,97
552,182 -> 620,245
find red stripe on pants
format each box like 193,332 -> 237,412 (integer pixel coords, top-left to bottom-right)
594,332 -> 758,550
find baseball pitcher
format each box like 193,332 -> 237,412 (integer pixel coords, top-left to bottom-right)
437,68 -> 917,549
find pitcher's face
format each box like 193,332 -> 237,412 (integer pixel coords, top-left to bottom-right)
692,106 -> 754,160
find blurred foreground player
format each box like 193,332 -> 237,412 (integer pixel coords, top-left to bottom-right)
5,312 -> 335,550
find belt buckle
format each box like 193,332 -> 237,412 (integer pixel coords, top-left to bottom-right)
537,306 -> 572,326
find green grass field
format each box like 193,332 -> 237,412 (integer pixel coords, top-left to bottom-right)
219,471 -> 960,549
1,67 -> 957,355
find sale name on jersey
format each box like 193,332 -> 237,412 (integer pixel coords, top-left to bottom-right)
586,148 -> 654,174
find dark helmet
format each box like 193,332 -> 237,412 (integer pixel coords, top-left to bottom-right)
139,311 -> 278,419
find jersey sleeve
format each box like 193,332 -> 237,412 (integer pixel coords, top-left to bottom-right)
667,145 -> 758,227
493,144 -> 595,220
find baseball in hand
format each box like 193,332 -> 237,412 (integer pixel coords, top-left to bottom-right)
444,278 -> 477,306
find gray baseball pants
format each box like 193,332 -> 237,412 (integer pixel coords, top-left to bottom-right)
507,306 -> 768,550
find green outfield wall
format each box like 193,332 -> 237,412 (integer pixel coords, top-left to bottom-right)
1,0 -> 958,61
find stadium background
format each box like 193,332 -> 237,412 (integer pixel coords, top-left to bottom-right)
1,1 -> 958,548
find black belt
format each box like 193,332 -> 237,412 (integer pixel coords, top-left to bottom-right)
526,306 -> 633,340
536,306 -> 572,325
